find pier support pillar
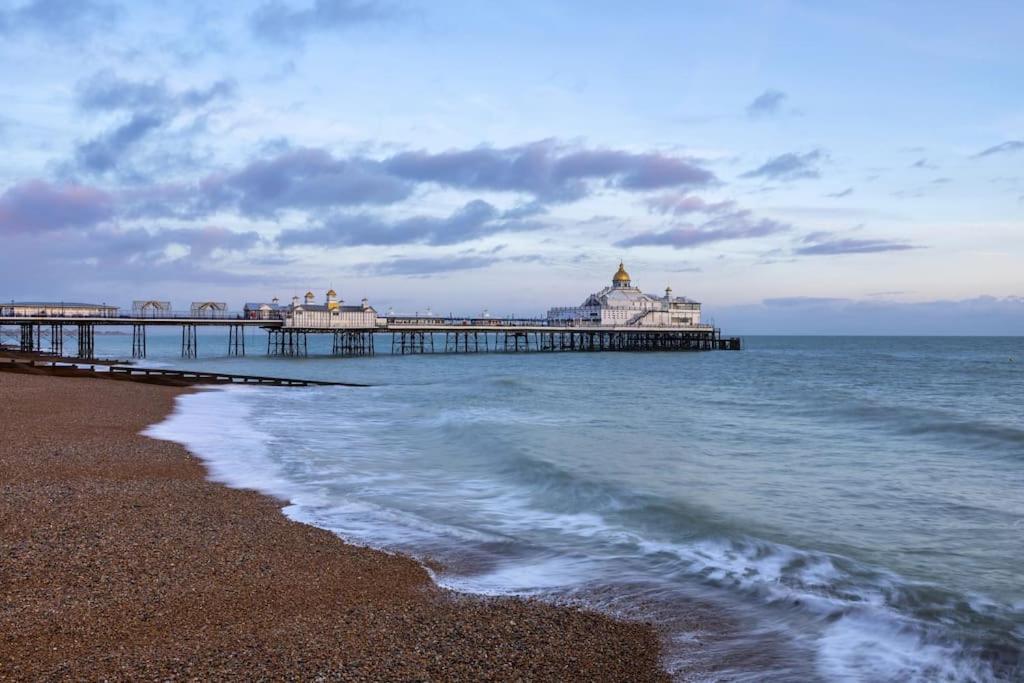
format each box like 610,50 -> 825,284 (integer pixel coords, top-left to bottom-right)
444,331 -> 481,353
181,323 -> 197,359
76,323 -> 94,359
131,323 -> 147,358
19,323 -> 34,352
331,330 -> 374,357
228,324 -> 245,356
267,329 -> 307,357
392,331 -> 432,354
49,324 -> 63,356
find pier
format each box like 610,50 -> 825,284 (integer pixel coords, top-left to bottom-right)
0,314 -> 740,360
0,264 -> 742,360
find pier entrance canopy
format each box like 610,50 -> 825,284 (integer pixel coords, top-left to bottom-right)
132,300 -> 171,317
190,302 -> 228,318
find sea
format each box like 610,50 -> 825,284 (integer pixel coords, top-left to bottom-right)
89,329 -> 1023,681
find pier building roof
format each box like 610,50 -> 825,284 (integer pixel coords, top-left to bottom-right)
577,264 -> 697,307
547,262 -> 701,326
9,301 -> 117,308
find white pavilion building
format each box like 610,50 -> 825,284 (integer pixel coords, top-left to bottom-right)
244,289 -> 379,327
547,263 -> 702,327
285,289 -> 378,328
2,301 -> 120,317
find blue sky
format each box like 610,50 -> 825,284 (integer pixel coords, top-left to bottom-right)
1,0 -> 1022,333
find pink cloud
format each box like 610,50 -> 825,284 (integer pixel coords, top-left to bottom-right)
0,180 -> 114,234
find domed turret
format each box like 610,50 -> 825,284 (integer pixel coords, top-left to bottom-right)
612,262 -> 631,287
304,290 -> 315,303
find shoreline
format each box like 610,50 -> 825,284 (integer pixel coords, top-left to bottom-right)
0,372 -> 667,680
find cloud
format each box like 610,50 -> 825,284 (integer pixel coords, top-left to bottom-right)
30,225 -> 258,270
762,296 -> 850,307
368,255 -> 501,276
122,140 -> 716,220
123,226 -> 262,260
911,158 -> 937,169
75,112 -> 167,173
615,210 -> 788,250
384,139 -> 715,202
740,150 -> 825,182
72,72 -> 237,176
502,201 -> 548,219
973,140 -> 1024,158
0,180 -> 114,234
202,147 -> 413,217
359,254 -> 502,277
824,187 -> 854,198
0,0 -> 118,38
357,251 -> 544,277
278,199 -> 545,247
0,218 -> 264,298
0,254 -> 261,293
0,179 -> 261,289
646,193 -> 736,216
796,233 -> 918,255
746,89 -> 787,117
77,71 -> 236,113
250,0 -> 394,45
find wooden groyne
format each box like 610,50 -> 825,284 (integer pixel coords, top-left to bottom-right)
0,348 -> 133,365
0,358 -> 366,388
107,366 -> 366,387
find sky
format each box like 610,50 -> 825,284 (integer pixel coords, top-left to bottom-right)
1,0 -> 1022,333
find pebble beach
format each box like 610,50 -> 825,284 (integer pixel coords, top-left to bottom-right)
0,371 -> 666,681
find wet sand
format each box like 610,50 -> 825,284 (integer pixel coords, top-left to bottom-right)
0,372 -> 667,681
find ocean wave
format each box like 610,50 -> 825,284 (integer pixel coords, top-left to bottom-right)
145,381 -> 1022,682
799,400 -> 1024,450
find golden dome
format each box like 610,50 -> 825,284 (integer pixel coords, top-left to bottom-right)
612,261 -> 631,284
326,288 -> 337,297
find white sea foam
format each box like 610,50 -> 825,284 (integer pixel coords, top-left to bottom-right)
144,386 -> 299,500
817,613 -> 996,683
437,556 -> 595,596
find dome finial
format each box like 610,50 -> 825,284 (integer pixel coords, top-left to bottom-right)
612,261 -> 631,286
